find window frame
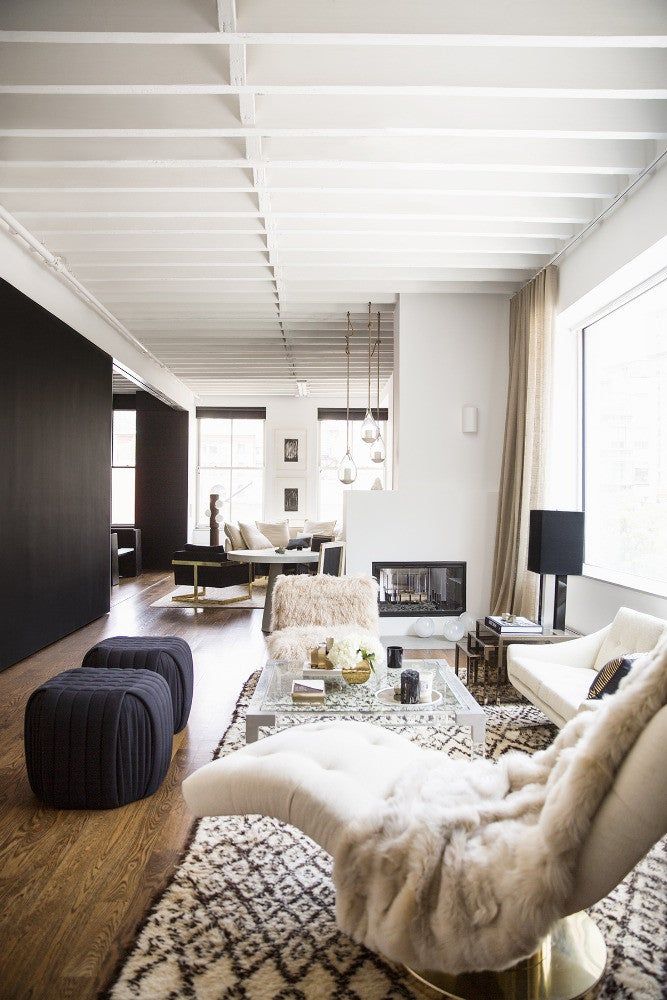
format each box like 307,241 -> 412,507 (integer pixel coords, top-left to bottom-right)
579,268 -> 667,598
196,416 -> 266,528
111,408 -> 136,527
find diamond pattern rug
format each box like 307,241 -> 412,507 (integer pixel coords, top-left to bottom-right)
107,674 -> 667,999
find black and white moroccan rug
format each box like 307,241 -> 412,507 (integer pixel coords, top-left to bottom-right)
107,675 -> 667,999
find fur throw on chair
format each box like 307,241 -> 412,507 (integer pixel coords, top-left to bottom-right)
334,635 -> 667,975
268,574 -> 379,661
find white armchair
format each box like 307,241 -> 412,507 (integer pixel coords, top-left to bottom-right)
507,606 -> 667,727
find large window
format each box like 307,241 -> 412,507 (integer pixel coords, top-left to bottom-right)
197,417 -> 264,526
319,418 -> 388,524
111,409 -> 136,525
583,276 -> 667,596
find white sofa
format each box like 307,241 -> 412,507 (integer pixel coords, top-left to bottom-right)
507,606 -> 667,727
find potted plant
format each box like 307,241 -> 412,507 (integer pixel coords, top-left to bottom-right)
328,634 -> 383,685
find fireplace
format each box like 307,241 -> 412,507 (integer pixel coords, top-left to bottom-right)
372,561 -> 466,617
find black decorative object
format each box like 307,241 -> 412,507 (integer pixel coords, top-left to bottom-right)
528,510 -> 584,630
400,668 -> 420,704
387,645 -> 404,670
24,668 -> 172,809
82,635 -> 194,733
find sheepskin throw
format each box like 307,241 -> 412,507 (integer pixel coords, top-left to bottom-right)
270,573 -> 379,633
334,635 -> 667,975
268,624 -> 370,662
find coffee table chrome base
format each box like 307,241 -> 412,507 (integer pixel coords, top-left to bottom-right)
405,912 -> 606,1000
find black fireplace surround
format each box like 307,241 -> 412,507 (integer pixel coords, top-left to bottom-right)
372,562 -> 466,617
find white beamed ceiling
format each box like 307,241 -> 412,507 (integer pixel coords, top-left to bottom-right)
1,0 -> 666,396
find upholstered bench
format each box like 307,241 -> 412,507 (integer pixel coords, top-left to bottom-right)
25,668 -> 172,809
81,635 -> 193,733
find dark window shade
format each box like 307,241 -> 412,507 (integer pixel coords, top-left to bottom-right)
196,406 -> 267,420
318,407 -> 389,422
113,394 -> 137,411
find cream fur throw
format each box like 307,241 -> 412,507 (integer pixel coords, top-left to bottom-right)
334,635 -> 667,974
268,624 -> 371,662
270,574 -> 379,633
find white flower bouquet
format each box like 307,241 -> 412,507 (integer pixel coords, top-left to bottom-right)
328,633 -> 383,672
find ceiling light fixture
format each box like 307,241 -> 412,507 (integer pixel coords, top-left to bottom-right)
361,300 -> 380,445
338,312 -> 357,485
370,310 -> 386,464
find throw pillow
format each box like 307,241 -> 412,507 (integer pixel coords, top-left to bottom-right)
587,653 -> 639,699
239,522 -> 273,550
257,519 -> 291,548
223,522 -> 245,550
304,518 -> 337,538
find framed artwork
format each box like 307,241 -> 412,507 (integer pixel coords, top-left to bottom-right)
275,428 -> 307,472
274,477 -> 307,521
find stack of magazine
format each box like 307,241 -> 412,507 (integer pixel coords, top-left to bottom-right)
485,615 -> 542,634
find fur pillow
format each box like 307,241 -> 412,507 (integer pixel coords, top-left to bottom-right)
304,518 -> 337,537
270,573 -> 379,632
238,522 -> 273,550
223,522 -> 245,550
257,519 -> 290,548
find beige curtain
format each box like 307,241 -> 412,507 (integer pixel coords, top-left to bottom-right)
490,265 -> 557,619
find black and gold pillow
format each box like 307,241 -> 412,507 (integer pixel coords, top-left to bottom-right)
587,653 -> 639,700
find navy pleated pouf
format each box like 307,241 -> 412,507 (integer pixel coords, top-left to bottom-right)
24,668 -> 173,809
81,636 -> 193,733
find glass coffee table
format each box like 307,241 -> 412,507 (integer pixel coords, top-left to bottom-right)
246,659 -> 486,756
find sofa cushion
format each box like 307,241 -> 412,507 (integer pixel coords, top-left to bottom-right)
304,518 -> 337,537
238,522 -> 273,550
257,519 -> 290,547
509,653 -> 592,722
593,607 -> 666,672
587,653 -> 640,700
223,522 -> 245,550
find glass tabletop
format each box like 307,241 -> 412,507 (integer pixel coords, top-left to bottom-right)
251,658 -> 483,721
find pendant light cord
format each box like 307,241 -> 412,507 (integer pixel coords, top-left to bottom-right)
376,310 -> 381,420
367,300 -> 372,413
345,311 -> 352,453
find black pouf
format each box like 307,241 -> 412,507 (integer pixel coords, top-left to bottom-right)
25,668 -> 172,810
81,636 -> 193,733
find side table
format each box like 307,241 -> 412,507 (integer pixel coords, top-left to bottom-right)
473,620 -> 574,702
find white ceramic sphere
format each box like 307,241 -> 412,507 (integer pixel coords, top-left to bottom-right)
443,618 -> 466,642
459,612 -> 476,634
413,617 -> 435,638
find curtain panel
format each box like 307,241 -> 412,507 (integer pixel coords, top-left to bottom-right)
490,265 -> 558,618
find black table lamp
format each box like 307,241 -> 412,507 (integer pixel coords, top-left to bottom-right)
528,510 -> 584,630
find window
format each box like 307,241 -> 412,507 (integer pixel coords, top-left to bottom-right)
319,418 -> 388,524
582,276 -> 667,596
197,417 -> 264,526
111,409 -> 136,525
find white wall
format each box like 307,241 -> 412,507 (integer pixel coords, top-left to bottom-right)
346,293 -> 509,634
549,163 -> 667,632
192,392 -> 367,543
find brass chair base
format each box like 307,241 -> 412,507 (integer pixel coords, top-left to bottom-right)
405,912 -> 606,1000
171,588 -> 251,608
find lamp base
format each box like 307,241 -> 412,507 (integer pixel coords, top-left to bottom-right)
405,912 -> 606,1000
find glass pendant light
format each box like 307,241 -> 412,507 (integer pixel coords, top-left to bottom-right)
361,300 -> 380,445
370,310 -> 386,464
338,312 -> 357,484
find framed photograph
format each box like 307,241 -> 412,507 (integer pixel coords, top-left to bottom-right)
275,428 -> 307,472
274,477 -> 307,521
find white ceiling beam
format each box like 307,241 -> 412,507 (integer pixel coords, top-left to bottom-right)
1,32 -> 666,48
3,83 -> 666,99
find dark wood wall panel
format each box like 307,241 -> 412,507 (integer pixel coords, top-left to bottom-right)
135,392 -> 189,570
0,278 -> 112,672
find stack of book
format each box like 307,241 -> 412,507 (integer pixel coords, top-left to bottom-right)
485,615 -> 542,635
291,678 -> 325,704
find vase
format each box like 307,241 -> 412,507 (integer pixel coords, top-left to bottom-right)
341,658 -> 373,685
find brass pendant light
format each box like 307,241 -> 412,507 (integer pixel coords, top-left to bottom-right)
338,311 -> 357,485
360,300 -> 380,445
370,310 -> 386,464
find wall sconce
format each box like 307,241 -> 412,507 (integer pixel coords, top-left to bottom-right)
462,405 -> 478,434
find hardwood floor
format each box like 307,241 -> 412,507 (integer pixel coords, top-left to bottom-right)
0,572 -> 268,1000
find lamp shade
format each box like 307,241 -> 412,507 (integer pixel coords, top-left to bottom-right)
528,510 -> 584,576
